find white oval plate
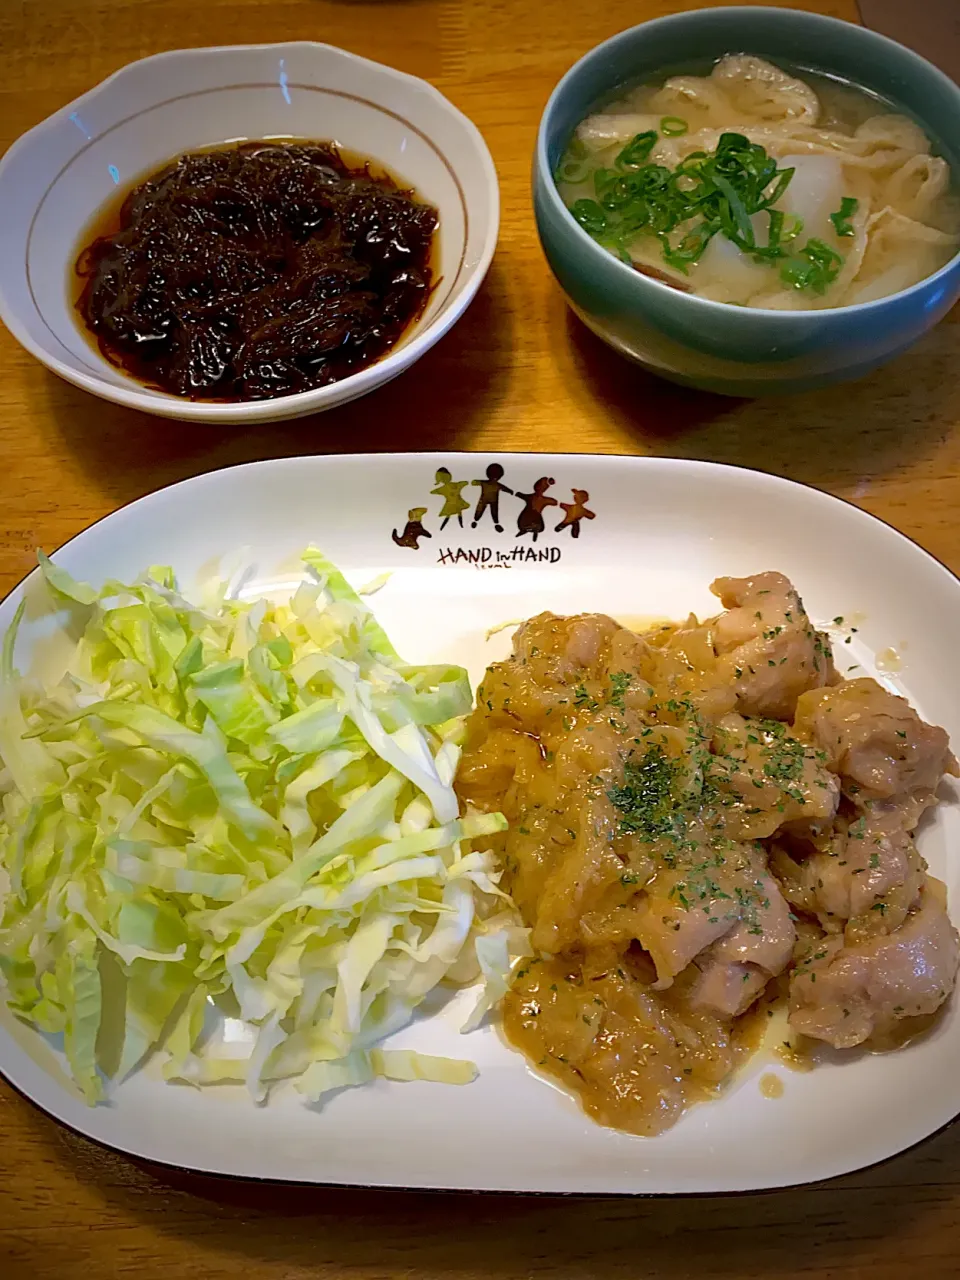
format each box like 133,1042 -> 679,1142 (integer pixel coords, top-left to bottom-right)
1,453 -> 958,1194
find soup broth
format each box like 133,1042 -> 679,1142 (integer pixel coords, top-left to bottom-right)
556,56 -> 960,309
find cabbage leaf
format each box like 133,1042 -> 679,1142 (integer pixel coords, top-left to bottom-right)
0,549 -> 521,1106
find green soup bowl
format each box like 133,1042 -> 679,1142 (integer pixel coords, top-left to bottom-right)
534,6 -> 960,396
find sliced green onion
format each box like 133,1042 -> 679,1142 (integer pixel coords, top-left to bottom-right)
553,123 -> 846,288
570,198 -> 608,236
781,213 -> 804,245
830,196 -> 859,237
555,134 -> 591,182
758,167 -> 794,211
780,238 -> 844,293
660,220 -> 720,273
615,131 -> 658,168
713,173 -> 756,249
557,161 -> 590,183
660,116 -> 688,136
757,208 -> 784,260
675,150 -> 708,175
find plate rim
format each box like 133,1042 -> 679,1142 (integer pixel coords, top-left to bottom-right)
2,450 -> 958,604
2,1057 -> 957,1200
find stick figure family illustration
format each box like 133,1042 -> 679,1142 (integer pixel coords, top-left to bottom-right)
392,465 -> 595,549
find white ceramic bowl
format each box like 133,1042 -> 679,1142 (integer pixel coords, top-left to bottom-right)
0,43 -> 499,423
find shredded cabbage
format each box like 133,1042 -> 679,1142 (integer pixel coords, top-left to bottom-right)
0,548 -> 526,1105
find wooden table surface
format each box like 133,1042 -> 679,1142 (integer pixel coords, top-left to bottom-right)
2,0 -> 960,1276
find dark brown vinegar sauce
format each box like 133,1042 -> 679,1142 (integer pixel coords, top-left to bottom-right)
71,139 -> 441,402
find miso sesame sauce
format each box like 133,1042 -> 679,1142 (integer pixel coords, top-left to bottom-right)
760,1072 -> 784,1098
503,953 -> 767,1135
875,647 -> 903,673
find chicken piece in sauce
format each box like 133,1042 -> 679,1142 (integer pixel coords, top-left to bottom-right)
457,575 -> 958,1136
776,680 -> 959,1048
772,809 -> 927,930
710,572 -> 835,720
706,711 -> 840,840
794,677 -> 957,817
789,883 -> 959,1049
687,861 -> 797,1018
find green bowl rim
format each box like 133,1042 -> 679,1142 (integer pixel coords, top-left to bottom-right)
535,4 -> 960,320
